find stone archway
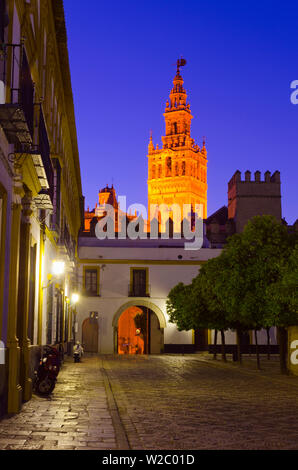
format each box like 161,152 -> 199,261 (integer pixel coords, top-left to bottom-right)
113,300 -> 166,354
113,300 -> 167,329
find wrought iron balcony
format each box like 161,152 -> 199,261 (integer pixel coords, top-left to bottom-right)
34,189 -> 53,211
128,284 -> 151,298
57,223 -> 76,262
10,108 -> 54,212
0,43 -> 34,146
81,286 -> 101,297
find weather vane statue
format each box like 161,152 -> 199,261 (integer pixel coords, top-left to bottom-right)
176,57 -> 187,74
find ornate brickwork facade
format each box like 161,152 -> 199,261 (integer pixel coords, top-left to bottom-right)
147,63 -> 207,220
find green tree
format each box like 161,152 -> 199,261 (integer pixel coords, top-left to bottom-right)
198,258 -> 230,361
212,237 -> 249,364
215,215 -> 294,369
265,244 -> 298,373
166,283 -> 196,331
167,257 -> 230,361
167,215 -> 297,372
167,277 -> 212,335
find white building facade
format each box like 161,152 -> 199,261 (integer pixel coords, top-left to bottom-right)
77,238 -> 222,354
77,236 -> 278,355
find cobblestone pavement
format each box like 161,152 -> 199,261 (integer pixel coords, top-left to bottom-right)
0,355 -> 119,450
101,354 -> 298,450
1,353 -> 298,450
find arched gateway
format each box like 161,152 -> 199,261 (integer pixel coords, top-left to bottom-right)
113,301 -> 166,354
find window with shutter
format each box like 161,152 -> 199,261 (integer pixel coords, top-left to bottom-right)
131,268 -> 148,297
84,268 -> 98,296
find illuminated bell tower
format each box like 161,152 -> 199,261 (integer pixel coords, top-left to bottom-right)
147,59 -> 207,220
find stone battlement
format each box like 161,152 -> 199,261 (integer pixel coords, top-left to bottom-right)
228,170 -> 282,232
228,170 -> 280,189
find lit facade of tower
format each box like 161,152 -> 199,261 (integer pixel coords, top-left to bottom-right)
147,61 -> 207,220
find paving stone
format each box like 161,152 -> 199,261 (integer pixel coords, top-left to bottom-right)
101,354 -> 298,450
2,354 -> 298,450
0,356 -> 119,450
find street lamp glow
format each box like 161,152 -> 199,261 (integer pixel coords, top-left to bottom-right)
71,293 -> 79,304
52,260 -> 65,276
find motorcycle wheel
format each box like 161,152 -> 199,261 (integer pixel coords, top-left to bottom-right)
35,375 -> 56,395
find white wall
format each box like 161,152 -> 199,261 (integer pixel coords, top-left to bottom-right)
210,328 -> 277,346
77,244 -> 222,353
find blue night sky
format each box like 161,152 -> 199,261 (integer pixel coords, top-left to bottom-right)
63,0 -> 297,224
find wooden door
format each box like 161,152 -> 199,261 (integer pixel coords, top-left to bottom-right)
150,312 -> 163,354
194,329 -> 208,351
82,318 -> 98,353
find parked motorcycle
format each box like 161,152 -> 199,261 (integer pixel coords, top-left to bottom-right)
73,341 -> 84,363
34,345 -> 61,395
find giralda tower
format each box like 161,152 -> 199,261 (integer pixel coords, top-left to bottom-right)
147,59 -> 207,221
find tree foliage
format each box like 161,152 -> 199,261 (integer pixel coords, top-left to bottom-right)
167,215 -> 298,372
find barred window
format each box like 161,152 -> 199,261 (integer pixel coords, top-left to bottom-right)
131,269 -> 147,297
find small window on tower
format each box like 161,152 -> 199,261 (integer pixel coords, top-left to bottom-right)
166,157 -> 172,176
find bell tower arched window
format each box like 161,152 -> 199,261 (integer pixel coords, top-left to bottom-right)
166,157 -> 172,176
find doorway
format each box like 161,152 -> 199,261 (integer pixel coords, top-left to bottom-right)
82,318 -> 99,353
117,305 -> 163,354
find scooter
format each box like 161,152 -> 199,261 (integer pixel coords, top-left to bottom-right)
73,350 -> 81,363
73,342 -> 84,363
34,345 -> 61,395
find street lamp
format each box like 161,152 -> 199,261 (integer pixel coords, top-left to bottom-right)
43,260 -> 65,290
71,292 -> 79,305
52,260 -> 65,276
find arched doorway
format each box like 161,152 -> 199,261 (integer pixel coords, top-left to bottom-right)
82,318 -> 99,353
116,304 -> 164,355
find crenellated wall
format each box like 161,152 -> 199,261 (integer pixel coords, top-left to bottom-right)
228,170 -> 281,232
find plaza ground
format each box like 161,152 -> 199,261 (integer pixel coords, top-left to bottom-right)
0,353 -> 298,450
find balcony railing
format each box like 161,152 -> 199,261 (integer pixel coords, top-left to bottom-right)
0,42 -> 34,146
0,41 -> 56,217
128,284 -> 151,297
57,222 -> 76,261
81,286 -> 101,297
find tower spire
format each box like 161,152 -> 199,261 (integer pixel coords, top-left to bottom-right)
147,60 -> 208,219
148,129 -> 155,153
162,58 -> 193,149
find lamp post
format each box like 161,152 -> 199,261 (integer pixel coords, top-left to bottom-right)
71,293 -> 79,344
43,260 -> 65,290
52,260 -> 65,277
